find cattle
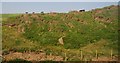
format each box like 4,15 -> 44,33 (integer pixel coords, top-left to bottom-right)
41,11 -> 44,15
25,12 -> 28,14
79,9 -> 85,12
32,12 -> 35,14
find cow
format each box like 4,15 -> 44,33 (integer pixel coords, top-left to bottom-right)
25,12 -> 28,14
32,12 -> 35,14
79,9 -> 85,12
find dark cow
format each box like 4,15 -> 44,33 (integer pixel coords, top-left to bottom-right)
25,12 -> 28,14
32,12 -> 35,14
41,11 -> 44,15
79,9 -> 85,12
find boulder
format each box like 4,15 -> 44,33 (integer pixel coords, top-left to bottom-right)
58,37 -> 64,45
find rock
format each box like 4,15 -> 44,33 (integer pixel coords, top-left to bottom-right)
58,37 -> 64,45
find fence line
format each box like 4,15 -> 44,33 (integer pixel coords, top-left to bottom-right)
63,49 -> 115,61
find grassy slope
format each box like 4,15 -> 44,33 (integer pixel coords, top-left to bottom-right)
2,5 -> 118,61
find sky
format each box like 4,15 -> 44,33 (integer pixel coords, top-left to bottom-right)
1,2 -> 118,14
1,0 -> 120,2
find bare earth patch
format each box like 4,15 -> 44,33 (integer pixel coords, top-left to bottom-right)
3,52 -> 63,61
92,56 -> 118,61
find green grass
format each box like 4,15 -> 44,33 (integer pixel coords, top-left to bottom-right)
2,5 -> 118,61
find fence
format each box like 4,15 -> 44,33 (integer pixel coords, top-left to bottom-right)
63,49 -> 116,61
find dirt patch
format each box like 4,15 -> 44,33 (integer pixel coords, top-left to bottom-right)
92,56 -> 118,61
3,52 -> 63,61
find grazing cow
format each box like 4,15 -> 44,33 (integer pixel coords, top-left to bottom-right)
79,9 -> 85,12
41,11 -> 44,15
25,12 -> 28,14
32,12 -> 35,14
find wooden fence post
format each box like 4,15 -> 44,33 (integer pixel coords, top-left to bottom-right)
80,50 -> 83,60
96,50 -> 98,59
50,53 -> 52,60
111,49 -> 113,59
65,53 -> 67,61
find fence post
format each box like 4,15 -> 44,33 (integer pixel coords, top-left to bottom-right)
65,53 -> 67,61
80,50 -> 83,60
96,50 -> 98,59
111,49 -> 113,59
50,53 -> 52,60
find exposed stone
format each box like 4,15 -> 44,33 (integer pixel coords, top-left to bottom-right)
58,37 -> 64,45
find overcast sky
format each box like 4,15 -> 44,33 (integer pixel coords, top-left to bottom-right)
1,2 -> 118,14
1,0 -> 120,2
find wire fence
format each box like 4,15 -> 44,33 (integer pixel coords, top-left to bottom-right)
63,49 -> 117,61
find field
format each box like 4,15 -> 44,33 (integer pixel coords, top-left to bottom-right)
1,5 -> 119,62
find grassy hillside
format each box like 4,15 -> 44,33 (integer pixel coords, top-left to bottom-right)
2,5 -> 118,61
